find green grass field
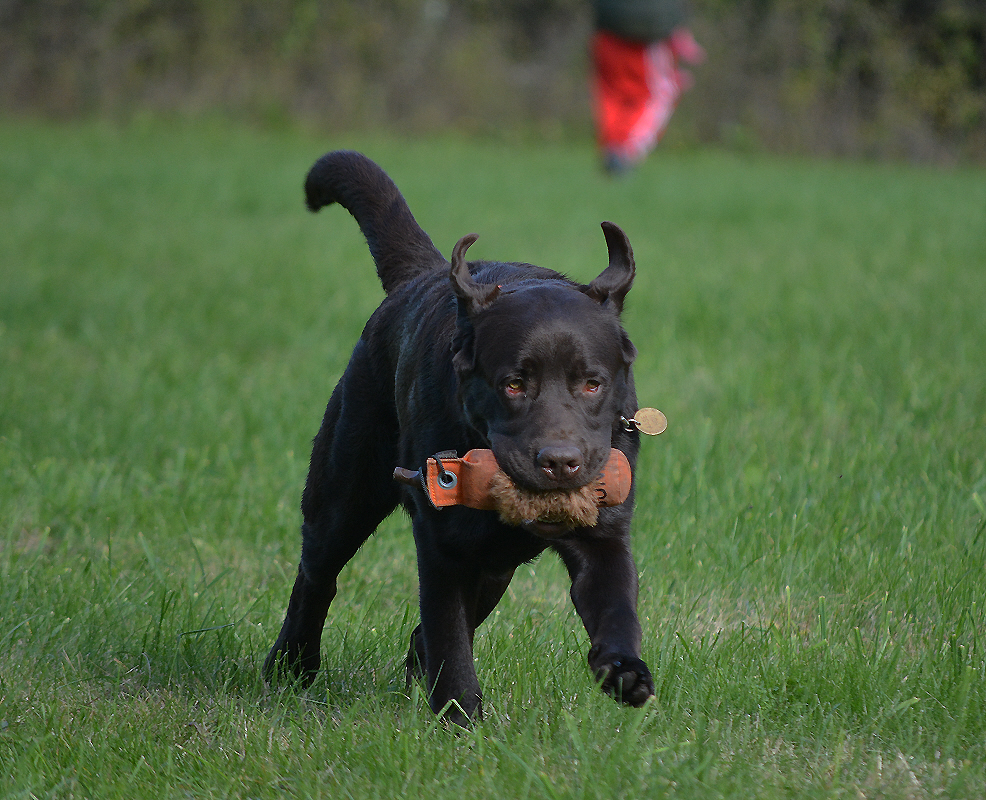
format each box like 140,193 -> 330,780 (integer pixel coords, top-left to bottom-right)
1,118 -> 985,798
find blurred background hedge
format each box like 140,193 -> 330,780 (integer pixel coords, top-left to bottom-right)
2,0 -> 984,161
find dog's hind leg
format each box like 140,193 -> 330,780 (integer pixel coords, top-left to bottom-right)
264,342 -> 400,686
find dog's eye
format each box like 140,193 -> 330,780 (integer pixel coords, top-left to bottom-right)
584,380 -> 602,394
504,379 -> 526,397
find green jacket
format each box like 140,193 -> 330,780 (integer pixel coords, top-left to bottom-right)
593,0 -> 689,42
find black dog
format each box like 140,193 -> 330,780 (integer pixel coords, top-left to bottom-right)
264,151 -> 654,723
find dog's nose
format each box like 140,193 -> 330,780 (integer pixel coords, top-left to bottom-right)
536,446 -> 583,482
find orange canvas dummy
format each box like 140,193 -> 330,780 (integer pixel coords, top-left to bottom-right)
394,448 -> 633,511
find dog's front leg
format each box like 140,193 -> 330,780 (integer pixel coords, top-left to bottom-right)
414,546 -> 484,725
556,535 -> 655,707
405,568 -> 514,686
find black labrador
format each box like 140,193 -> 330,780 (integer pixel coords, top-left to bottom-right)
264,151 -> 654,723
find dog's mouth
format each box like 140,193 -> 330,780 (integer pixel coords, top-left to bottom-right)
487,469 -> 601,536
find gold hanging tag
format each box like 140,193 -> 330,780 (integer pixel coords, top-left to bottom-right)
623,408 -> 668,436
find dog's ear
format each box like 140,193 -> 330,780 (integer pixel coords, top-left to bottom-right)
581,222 -> 635,314
449,234 -> 489,375
450,234 -> 501,314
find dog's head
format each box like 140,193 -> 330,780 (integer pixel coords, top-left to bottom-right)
449,222 -> 637,514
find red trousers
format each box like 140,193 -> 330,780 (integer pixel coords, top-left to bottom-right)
592,29 -> 688,163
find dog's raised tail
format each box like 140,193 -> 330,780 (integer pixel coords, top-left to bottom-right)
305,151 -> 447,294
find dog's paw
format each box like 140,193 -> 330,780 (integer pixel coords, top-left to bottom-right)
588,646 -> 655,707
263,641 -> 319,688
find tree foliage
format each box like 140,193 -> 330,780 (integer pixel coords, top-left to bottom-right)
1,0 -> 983,160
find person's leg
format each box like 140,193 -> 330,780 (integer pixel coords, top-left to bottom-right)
592,30 -> 651,173
621,39 -> 682,163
